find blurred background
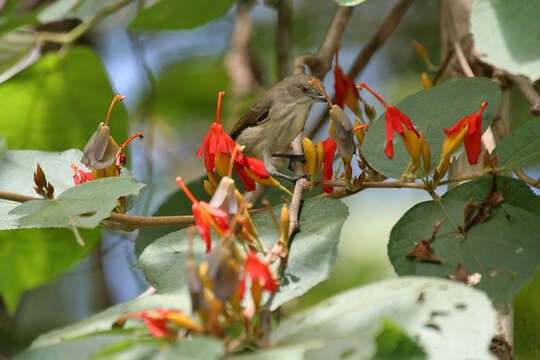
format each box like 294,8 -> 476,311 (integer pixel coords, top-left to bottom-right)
1,0 -> 446,354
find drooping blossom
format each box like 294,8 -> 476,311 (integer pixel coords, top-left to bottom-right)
197,91 -> 237,172
442,102 -> 488,164
239,252 -> 278,305
176,177 -> 229,253
322,137 -> 337,193
358,83 -> 420,160
334,49 -> 362,117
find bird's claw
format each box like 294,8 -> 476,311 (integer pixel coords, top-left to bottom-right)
270,171 -> 309,184
272,153 -> 306,171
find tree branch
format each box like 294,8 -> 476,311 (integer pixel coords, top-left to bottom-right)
0,189 -> 195,227
35,0 -> 133,45
293,6 -> 353,79
515,169 -> 540,189
306,0 -> 415,138
505,73 -> 540,116
277,0 -> 293,80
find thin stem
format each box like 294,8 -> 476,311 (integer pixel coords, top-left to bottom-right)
506,73 -> 540,116
176,177 -> 197,204
453,40 -> 474,77
35,0 -> 134,45
216,91 -> 225,124
262,199 -> 282,238
121,132 -> 143,150
310,78 -> 333,106
515,169 -> 540,189
357,83 -> 389,109
105,95 -> 125,126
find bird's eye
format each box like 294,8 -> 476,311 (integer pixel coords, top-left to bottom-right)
301,86 -> 308,93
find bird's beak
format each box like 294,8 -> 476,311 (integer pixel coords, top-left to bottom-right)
313,91 -> 327,102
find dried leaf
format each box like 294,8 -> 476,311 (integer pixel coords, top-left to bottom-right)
462,176 -> 504,234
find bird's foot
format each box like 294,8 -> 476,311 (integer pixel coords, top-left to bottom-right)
270,171 -> 309,184
272,153 -> 306,171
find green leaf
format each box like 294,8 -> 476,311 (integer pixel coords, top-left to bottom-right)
493,116 -> 540,170
0,135 -> 5,167
334,0 -> 371,6
31,293 -> 191,348
9,176 -> 144,229
37,0 -> 123,23
372,320 -> 426,360
0,1 -> 39,36
0,149 -> 100,313
514,267 -> 540,360
138,198 -> 348,309
19,331 -> 224,360
0,227 -> 100,313
238,277 -> 495,360
471,0 -> 540,81
129,0 -> 235,31
388,176 -> 540,308
362,78 -> 501,179
0,28 -> 38,80
0,46 -> 127,151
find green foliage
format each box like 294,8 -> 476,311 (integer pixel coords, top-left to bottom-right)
0,46 -> 127,151
129,0 -> 235,31
38,0 -> 122,23
493,116 -> 540,170
362,78 -> 501,179
471,0 -> 540,81
0,135 -> 5,167
514,268 -> 540,360
10,176 -> 144,229
31,294 -> 190,348
0,149 -> 101,312
17,331 -> 225,360
0,1 -> 39,36
241,277 -> 494,360
0,227 -> 99,314
0,28 -> 37,77
138,198 -> 348,310
372,320 -> 426,360
388,176 -> 540,308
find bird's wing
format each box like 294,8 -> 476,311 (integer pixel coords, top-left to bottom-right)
230,97 -> 272,139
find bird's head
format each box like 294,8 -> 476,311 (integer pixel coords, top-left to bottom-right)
279,74 -> 327,104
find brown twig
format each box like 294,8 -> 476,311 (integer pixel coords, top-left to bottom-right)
0,189 -> 195,227
277,0 -> 293,80
306,0 -> 415,138
431,47 -> 454,85
505,73 -> 540,116
453,39 -> 474,77
515,169 -> 540,189
293,6 -> 353,79
224,0 -> 260,98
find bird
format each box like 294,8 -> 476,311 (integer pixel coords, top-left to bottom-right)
230,73 -> 326,182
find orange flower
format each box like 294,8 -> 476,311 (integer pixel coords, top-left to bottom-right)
197,91 -> 238,172
358,83 -> 419,160
334,49 -> 362,116
239,252 -> 278,301
442,102 -> 488,164
176,177 -> 229,253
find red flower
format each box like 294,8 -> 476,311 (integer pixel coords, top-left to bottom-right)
334,49 -> 362,116
234,155 -> 269,192
443,102 -> 488,164
239,252 -> 278,300
358,83 -> 419,160
197,91 -> 237,172
71,164 -> 93,185
322,137 -> 337,193
176,177 -> 229,253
